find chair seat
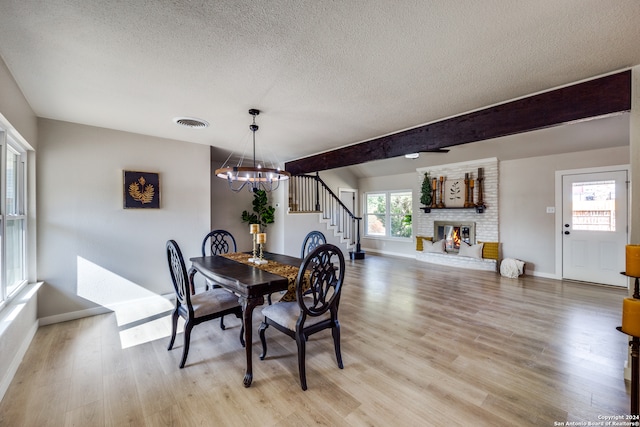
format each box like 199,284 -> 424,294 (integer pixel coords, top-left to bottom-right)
192,288 -> 239,317
261,299 -> 330,331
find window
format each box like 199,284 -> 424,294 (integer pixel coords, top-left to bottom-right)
571,180 -> 616,231
0,128 -> 28,305
365,190 -> 412,238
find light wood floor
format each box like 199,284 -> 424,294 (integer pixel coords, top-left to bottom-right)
0,254 -> 632,426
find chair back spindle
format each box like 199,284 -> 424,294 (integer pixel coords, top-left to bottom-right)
202,229 -> 237,256
167,239 -> 192,313
300,230 -> 327,258
298,244 -> 344,317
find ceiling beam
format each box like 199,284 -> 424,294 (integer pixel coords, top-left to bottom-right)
285,70 -> 631,175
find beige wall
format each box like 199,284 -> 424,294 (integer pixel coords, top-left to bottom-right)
37,119 -> 210,322
0,58 -> 37,145
500,146 -> 628,276
358,171 -> 418,257
0,56 -> 38,401
357,146 -> 630,278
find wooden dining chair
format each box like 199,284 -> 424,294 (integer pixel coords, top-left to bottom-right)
200,229 -> 238,329
300,230 -> 327,258
258,243 -> 345,390
166,239 -> 244,369
201,229 -> 237,257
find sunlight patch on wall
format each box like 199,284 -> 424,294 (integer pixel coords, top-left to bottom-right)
77,256 -> 176,349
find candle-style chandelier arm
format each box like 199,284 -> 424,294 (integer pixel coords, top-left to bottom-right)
215,109 -> 290,193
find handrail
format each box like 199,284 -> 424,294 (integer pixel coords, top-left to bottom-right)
289,172 -> 364,258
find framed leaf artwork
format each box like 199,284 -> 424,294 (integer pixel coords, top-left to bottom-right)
444,179 -> 464,207
123,170 -> 160,209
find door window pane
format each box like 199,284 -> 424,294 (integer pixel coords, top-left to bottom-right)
572,180 -> 615,231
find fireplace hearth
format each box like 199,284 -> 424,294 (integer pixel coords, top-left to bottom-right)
433,221 -> 475,253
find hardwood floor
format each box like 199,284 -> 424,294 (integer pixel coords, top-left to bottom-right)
0,254 -> 632,426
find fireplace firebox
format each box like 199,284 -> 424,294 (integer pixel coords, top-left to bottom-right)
433,221 -> 475,253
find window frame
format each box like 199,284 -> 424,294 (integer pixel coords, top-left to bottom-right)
0,124 -> 29,307
363,189 -> 413,240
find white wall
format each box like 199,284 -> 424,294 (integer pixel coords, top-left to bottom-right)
209,148 -> 256,253
37,119 -> 210,322
500,146 -> 628,276
358,171 -> 417,257
280,168 -> 359,257
356,146 -> 630,276
0,56 -> 38,401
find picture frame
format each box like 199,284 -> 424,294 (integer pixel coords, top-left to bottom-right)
444,179 -> 465,207
123,170 -> 160,209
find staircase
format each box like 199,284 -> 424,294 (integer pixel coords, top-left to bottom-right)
289,173 -> 365,259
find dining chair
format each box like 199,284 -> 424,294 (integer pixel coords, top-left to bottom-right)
258,243 -> 345,390
166,239 -> 244,369
264,230 -> 327,306
202,229 -> 237,257
200,229 -> 238,330
300,230 -> 327,258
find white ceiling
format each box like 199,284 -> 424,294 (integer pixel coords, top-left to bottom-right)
0,1 -> 639,177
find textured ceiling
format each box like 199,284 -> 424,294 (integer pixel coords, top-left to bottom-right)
0,1 -> 639,176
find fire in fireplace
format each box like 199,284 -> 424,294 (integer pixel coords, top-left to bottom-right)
433,221 -> 475,252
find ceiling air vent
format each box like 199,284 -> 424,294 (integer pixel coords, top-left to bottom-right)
173,117 -> 210,128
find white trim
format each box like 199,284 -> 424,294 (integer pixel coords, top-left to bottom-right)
362,247 -> 414,259
554,164 -> 631,282
37,292 -> 176,326
527,270 -> 557,279
0,320 -> 37,402
0,282 -> 42,402
416,157 -> 498,174
38,306 -> 113,326
0,113 -> 33,151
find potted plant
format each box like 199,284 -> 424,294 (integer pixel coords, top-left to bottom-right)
420,172 -> 432,212
241,189 -> 275,229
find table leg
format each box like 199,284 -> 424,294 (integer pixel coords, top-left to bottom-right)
241,296 -> 264,387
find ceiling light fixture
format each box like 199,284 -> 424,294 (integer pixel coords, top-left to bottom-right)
405,153 -> 420,159
215,109 -> 290,193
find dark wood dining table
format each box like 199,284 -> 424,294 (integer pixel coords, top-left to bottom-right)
188,251 -> 301,387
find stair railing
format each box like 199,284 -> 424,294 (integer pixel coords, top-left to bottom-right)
289,172 -> 363,256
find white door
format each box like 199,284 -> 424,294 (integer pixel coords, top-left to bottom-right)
562,170 -> 628,287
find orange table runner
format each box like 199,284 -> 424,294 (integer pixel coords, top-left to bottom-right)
221,252 -> 305,302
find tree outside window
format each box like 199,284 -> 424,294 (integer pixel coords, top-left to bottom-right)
390,191 -> 412,237
365,191 -> 412,238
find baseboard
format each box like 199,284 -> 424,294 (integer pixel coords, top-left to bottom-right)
0,282 -> 42,403
38,292 -> 176,326
361,247 -> 414,259
527,270 -> 559,279
0,320 -> 37,402
38,305 -> 113,326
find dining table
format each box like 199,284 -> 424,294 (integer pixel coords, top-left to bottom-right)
188,251 -> 302,387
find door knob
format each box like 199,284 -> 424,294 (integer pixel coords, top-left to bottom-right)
564,231 -> 570,235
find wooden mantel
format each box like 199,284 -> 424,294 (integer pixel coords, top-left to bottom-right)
285,70 -> 631,175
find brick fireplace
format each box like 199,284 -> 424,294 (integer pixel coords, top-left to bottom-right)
415,158 -> 499,269
434,221 -> 475,253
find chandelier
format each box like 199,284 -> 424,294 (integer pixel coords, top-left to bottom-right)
215,109 -> 291,192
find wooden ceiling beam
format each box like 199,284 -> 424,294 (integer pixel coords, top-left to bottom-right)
285,70 -> 631,175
